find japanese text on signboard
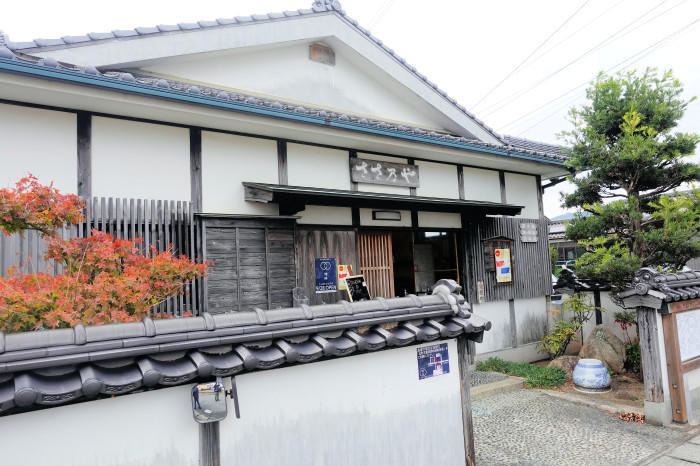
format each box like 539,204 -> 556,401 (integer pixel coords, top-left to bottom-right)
417,343 -> 450,380
315,257 -> 337,293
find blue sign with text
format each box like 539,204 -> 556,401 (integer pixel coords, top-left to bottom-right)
315,257 -> 337,294
417,343 -> 450,380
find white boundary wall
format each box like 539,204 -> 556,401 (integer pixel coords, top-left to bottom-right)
0,341 -> 466,466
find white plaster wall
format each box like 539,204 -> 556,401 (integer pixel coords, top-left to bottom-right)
287,143 -> 350,190
142,42 -> 447,130
416,160 -> 460,199
0,385 -> 198,466
504,173 -> 539,219
92,117 -> 190,201
514,296 -> 548,346
221,340 -> 466,466
297,205 -> 352,225
356,153 -> 410,195
473,300 -> 512,354
0,103 -> 77,193
462,167 -> 501,203
201,131 -> 278,214
359,208 -> 411,227
417,211 -> 462,229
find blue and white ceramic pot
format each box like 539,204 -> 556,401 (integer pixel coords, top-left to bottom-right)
572,358 -> 611,393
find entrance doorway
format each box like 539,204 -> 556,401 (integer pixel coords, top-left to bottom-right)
358,229 -> 460,298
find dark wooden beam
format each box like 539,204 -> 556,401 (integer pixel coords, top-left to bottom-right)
351,207 -> 360,227
349,150 -> 358,192
499,171 -> 507,204
457,166 -> 465,200
407,158 -> 417,197
411,210 -> 418,228
189,128 -> 202,212
457,334 -> 476,466
76,111 -> 91,199
535,174 -> 544,219
593,290 -> 603,325
277,140 -> 288,185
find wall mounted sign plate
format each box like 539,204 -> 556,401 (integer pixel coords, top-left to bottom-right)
315,257 -> 337,294
350,158 -> 420,188
417,343 -> 450,380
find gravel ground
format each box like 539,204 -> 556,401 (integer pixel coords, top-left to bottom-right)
470,370 -> 507,387
473,389 -> 686,465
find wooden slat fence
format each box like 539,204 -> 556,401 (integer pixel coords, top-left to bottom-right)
1,197 -> 204,317
464,217 -> 551,303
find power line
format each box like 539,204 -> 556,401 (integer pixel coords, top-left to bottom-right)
500,1 -> 692,132
470,0 -> 590,110
510,16 -> 700,136
524,0 -> 626,70
478,0 -> 670,117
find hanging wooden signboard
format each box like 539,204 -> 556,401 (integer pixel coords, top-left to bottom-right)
346,275 -> 371,302
350,158 -> 420,188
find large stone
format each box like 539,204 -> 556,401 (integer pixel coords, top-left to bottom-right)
547,355 -> 579,378
579,325 -> 626,374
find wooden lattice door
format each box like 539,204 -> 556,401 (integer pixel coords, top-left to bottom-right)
358,231 -> 395,298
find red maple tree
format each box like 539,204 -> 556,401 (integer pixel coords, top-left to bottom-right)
0,175 -> 207,332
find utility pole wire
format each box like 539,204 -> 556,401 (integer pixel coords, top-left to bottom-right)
524,0 -> 626,71
499,0 -> 690,132
478,0 -> 670,118
511,16 -> 700,136
470,0 -> 590,110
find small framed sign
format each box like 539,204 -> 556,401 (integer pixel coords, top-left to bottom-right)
495,248 -> 512,283
345,275 -> 371,302
337,264 -> 353,291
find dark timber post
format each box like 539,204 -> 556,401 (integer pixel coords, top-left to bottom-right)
190,128 -> 203,213
457,334 -> 476,466
593,289 -> 603,326
77,111 -> 92,199
199,422 -> 221,466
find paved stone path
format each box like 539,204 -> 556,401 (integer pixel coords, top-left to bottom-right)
645,435 -> 700,465
471,370 -> 507,387
473,389 -> 688,465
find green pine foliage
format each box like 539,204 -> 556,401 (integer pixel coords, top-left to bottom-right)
560,69 -> 700,290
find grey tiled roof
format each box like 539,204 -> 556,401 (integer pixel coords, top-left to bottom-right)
0,280 -> 490,414
619,268 -> 700,304
0,45 -> 567,165
3,0 -> 523,148
504,135 -> 565,159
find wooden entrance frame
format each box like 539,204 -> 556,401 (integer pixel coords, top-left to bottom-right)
662,298 -> 700,423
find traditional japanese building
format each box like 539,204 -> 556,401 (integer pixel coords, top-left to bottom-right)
0,0 -> 568,361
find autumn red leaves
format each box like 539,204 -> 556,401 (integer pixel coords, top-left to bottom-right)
0,175 -> 207,332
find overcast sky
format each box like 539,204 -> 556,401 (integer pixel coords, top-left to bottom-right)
3,0 -> 699,217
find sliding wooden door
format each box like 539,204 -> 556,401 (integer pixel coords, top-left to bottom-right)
358,231 -> 395,298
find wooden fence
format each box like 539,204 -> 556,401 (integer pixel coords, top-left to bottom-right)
1,197 -> 204,317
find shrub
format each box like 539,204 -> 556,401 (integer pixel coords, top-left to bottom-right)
538,320 -> 581,359
476,357 -> 567,389
625,343 -> 641,374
